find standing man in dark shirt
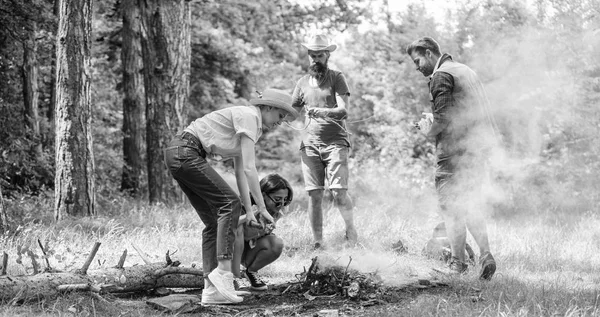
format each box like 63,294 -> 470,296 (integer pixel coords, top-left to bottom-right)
292,33 -> 357,249
407,37 -> 499,280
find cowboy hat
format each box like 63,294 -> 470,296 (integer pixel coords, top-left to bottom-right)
250,89 -> 299,120
301,34 -> 337,52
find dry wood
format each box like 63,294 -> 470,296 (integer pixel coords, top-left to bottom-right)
116,249 -> 127,269
37,239 -> 51,271
0,243 -> 205,302
79,242 -> 101,275
1,252 -> 7,275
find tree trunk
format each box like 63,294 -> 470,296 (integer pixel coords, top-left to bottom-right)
0,262 -> 204,302
0,186 -> 7,233
22,21 -> 43,158
139,0 -> 191,203
121,0 -> 145,196
47,0 -> 61,145
54,0 -> 95,219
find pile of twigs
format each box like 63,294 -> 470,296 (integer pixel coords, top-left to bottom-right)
286,256 -> 383,300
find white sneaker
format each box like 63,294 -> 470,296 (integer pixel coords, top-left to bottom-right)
201,284 -> 243,306
207,269 -> 243,303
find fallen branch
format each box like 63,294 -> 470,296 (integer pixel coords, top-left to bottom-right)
1,252 -> 7,275
37,239 -> 51,271
0,244 -> 205,302
79,242 -> 101,275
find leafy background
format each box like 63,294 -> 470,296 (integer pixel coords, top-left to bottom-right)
0,0 -> 599,224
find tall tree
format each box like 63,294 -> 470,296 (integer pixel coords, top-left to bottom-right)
22,20 -> 42,158
54,0 -> 95,219
120,0 -> 145,195
139,0 -> 191,203
0,185 -> 7,233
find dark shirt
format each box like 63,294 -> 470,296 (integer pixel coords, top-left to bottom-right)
429,53 -> 497,160
291,69 -> 351,147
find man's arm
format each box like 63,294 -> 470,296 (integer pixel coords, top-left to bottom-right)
427,72 -> 454,138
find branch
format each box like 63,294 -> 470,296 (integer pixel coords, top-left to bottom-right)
27,251 -> 39,274
153,266 -> 204,278
131,243 -> 151,265
1,252 -> 7,275
116,249 -> 127,269
37,239 -> 51,271
79,242 -> 101,275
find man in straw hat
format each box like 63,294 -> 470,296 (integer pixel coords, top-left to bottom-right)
164,89 -> 298,305
291,33 -> 358,249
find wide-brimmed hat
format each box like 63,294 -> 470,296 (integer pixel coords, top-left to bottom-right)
250,89 -> 299,120
301,34 -> 337,52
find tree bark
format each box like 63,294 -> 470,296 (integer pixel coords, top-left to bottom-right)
54,0 -> 95,219
22,21 -> 43,158
121,0 -> 145,196
139,0 -> 191,203
0,186 -> 7,233
0,262 -> 204,302
47,0 -> 61,143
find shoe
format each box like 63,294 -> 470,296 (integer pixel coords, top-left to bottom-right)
479,252 -> 496,281
313,242 -> 323,250
207,269 -> 243,303
448,257 -> 468,274
245,269 -> 268,291
201,284 -> 243,306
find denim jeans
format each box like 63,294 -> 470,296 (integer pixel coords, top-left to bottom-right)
164,132 -> 241,274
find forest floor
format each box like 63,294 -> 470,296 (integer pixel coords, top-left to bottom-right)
72,270 -> 452,317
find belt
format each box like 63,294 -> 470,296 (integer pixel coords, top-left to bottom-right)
180,131 -> 206,158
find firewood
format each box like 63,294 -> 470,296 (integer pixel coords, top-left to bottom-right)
0,243 -> 205,302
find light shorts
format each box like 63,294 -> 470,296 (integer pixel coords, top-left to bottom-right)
300,143 -> 350,191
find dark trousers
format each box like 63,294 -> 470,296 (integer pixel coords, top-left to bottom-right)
164,132 -> 241,275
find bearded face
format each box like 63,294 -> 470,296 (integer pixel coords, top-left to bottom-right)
307,50 -> 329,79
308,60 -> 328,79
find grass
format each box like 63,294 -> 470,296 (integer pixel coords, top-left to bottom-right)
1,173 -> 600,316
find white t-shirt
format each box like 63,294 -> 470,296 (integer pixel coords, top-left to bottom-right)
184,106 -> 262,159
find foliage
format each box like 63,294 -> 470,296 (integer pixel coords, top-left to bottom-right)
0,0 -> 598,222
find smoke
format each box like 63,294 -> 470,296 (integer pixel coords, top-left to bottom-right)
463,23 -> 600,218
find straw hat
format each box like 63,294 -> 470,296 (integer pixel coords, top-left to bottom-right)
301,34 -> 337,52
250,89 -> 299,119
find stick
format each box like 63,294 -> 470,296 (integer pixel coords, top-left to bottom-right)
116,249 -> 127,269
37,239 -> 51,271
131,243 -> 151,265
152,266 -> 204,278
57,284 -> 91,292
339,256 -> 353,294
165,250 -> 172,265
27,251 -> 39,274
303,256 -> 319,288
80,242 -> 101,275
1,252 -> 7,275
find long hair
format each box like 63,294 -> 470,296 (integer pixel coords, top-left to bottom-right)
260,173 -> 293,204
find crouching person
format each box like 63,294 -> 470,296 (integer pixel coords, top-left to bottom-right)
164,89 -> 298,305
232,173 -> 293,291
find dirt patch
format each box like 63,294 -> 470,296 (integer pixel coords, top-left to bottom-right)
114,277 -> 449,316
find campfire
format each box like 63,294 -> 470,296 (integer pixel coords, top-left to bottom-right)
282,256 -> 384,300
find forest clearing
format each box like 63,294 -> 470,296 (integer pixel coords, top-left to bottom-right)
1,0 -> 599,316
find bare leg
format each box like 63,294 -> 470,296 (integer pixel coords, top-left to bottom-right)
308,189 -> 324,245
331,189 -> 357,243
243,235 -> 284,272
